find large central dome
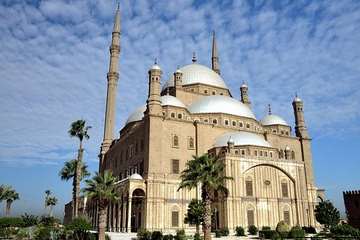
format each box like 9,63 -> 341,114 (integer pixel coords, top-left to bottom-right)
162,63 -> 228,91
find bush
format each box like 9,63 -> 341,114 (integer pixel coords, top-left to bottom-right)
215,230 -> 222,238
248,225 -> 258,235
330,224 -> 360,237
0,217 -> 24,228
151,231 -> 163,240
193,233 -> 201,240
66,217 -> 92,240
220,227 -> 229,236
276,221 -> 289,233
137,228 -> 152,240
259,230 -> 280,239
39,216 -> 59,227
175,229 -> 186,240
302,226 -> 316,234
163,234 -> 174,240
21,213 -> 38,227
235,226 -> 245,236
262,226 -> 271,231
289,226 -> 305,239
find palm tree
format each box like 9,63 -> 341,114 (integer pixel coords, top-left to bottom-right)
44,190 -> 58,217
0,185 -> 19,216
68,119 -> 91,218
59,159 -> 90,217
178,154 -> 232,240
84,171 -> 119,240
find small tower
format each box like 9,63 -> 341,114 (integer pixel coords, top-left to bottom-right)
146,59 -> 162,115
240,82 -> 251,107
174,67 -> 183,90
292,95 -> 309,138
211,31 -> 220,75
100,5 -> 121,168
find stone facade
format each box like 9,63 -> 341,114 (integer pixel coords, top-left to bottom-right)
343,190 -> 360,229
85,6 -> 324,234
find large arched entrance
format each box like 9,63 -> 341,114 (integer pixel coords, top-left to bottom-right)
131,188 -> 145,232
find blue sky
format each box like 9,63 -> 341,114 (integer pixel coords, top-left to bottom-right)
0,0 -> 359,219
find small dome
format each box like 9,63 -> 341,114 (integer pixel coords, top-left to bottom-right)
175,68 -> 182,73
161,95 -> 186,108
227,137 -> 235,145
261,114 -> 289,126
129,173 -> 143,180
188,95 -> 256,119
151,64 -> 161,70
285,146 -> 291,151
293,96 -> 302,102
125,96 -> 187,125
162,63 -> 228,91
214,131 -> 271,148
241,83 -> 248,88
125,105 -> 147,125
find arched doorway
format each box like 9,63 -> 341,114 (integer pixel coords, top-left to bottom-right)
131,188 -> 145,232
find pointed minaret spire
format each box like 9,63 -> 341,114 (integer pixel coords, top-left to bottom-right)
211,31 -> 220,75
268,104 -> 272,115
100,5 -> 121,170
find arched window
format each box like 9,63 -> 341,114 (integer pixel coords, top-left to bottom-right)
173,135 -> 179,147
283,206 -> 290,225
239,122 -> 243,127
172,210 -> 179,227
213,119 -> 218,124
246,123 -> 250,128
171,113 -> 175,118
245,178 -> 253,196
232,121 -> 237,127
291,151 -> 295,160
177,113 -> 182,119
279,150 -> 284,158
224,120 -> 229,125
188,137 -> 194,149
281,180 -> 289,198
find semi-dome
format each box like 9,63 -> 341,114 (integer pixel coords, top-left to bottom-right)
129,173 -> 143,180
261,114 -> 289,126
162,63 -> 228,91
188,95 -> 256,119
125,96 -> 186,125
214,131 -> 271,148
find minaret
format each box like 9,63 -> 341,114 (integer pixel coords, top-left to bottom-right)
211,31 -> 220,75
100,5 -> 121,168
292,95 -> 309,138
240,82 -> 251,107
146,59 -> 162,115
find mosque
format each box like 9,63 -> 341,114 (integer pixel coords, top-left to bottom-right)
85,6 -> 324,233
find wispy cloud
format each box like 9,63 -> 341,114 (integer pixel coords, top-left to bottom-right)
0,0 -> 359,168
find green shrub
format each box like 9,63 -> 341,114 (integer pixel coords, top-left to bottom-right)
175,229 -> 186,240
163,234 -> 174,240
16,228 -> 30,240
193,233 -> 201,240
151,231 -> 163,240
302,226 -> 316,234
66,217 -> 92,240
214,230 -> 222,238
289,226 -> 305,239
0,227 -> 18,239
39,215 -> 59,227
137,228 -> 152,240
220,227 -> 229,236
259,230 -> 279,239
330,224 -> 360,237
0,217 -> 24,228
235,226 -> 245,236
21,213 -> 38,227
248,225 -> 258,235
262,226 -> 271,231
276,221 -> 289,233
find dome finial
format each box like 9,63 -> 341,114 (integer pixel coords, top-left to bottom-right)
154,57 -> 158,65
117,0 -> 120,10
268,104 -> 272,115
192,52 -> 197,63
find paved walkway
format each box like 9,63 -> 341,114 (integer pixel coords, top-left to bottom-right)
106,232 -> 137,240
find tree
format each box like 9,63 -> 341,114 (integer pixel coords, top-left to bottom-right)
184,199 -> 204,235
59,159 -> 90,217
315,200 -> 340,229
44,190 -> 58,217
84,171 -> 119,240
0,185 -> 19,216
178,154 -> 232,240
68,119 -> 91,218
